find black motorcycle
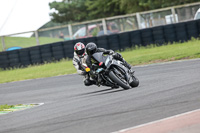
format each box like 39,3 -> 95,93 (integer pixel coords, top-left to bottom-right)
84,52 -> 139,90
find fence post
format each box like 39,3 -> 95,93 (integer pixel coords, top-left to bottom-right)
171,7 -> 177,23
86,24 -> 89,36
1,36 -> 6,51
34,31 -> 40,45
102,19 -> 108,35
68,24 -> 73,39
136,13 -> 142,29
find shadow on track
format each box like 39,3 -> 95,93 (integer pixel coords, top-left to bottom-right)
78,87 -> 126,97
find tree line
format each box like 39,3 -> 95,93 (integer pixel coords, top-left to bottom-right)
49,0 -> 199,23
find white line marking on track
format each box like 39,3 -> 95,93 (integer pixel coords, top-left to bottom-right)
111,108 -> 200,133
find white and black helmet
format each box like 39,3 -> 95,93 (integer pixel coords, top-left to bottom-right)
74,42 -> 86,57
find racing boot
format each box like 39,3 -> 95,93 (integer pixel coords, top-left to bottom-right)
128,69 -> 135,75
123,60 -> 135,75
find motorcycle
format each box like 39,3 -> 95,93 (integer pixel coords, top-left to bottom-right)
84,52 -> 139,90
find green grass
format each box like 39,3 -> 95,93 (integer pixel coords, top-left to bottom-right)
0,104 -> 37,113
0,39 -> 200,84
121,39 -> 200,65
0,104 -> 14,111
0,36 -> 63,51
0,60 -> 76,83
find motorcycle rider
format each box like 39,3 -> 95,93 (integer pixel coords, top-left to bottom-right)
73,42 -> 96,86
85,42 -> 133,73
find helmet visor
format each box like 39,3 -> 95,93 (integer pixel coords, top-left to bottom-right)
76,49 -> 85,56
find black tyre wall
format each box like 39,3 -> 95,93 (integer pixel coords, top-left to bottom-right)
0,52 -> 9,69
119,32 -> 131,50
85,37 -> 97,45
52,42 -> 65,60
40,44 -> 52,53
40,44 -> 53,62
152,26 -> 165,45
29,46 -> 42,64
141,28 -> 154,46
108,34 -> 120,51
63,40 -> 74,58
0,51 -> 8,61
73,38 -> 86,45
174,22 -> 188,42
163,24 -> 176,43
96,35 -> 109,49
19,48 -> 31,67
129,30 -> 142,47
186,20 -> 199,39
7,50 -> 20,67
197,19 -> 200,33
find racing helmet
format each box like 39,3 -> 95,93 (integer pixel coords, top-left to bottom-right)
86,42 -> 97,56
74,42 -> 86,57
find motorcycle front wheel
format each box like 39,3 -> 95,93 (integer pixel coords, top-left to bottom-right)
109,71 -> 130,90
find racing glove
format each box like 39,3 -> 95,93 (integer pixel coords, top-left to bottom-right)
109,50 -> 114,55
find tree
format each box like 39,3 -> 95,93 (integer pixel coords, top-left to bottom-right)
49,0 -> 200,23
85,0 -> 125,19
119,0 -> 200,13
49,0 -> 88,23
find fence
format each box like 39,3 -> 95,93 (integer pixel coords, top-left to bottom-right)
1,2 -> 200,51
0,19 -> 200,69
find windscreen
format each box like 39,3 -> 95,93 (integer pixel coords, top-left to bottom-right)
92,52 -> 108,63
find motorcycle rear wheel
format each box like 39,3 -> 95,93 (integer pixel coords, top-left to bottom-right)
109,71 -> 130,90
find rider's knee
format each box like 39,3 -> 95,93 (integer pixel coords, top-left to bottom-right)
113,53 -> 123,61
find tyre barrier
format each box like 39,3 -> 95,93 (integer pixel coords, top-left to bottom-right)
0,52 -> 9,69
153,26 -> 165,45
29,46 -> 42,64
1,19 -> 200,69
85,37 -> 97,45
63,40 -> 74,58
73,38 -> 86,45
174,22 -> 188,42
119,32 -> 131,50
186,20 -> 199,39
163,24 -> 177,43
97,35 -> 109,49
40,44 -> 53,62
130,30 -> 142,47
108,34 -> 120,51
51,42 -> 65,61
141,28 -> 154,46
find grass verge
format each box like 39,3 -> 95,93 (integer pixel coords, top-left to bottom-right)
0,104 -> 14,111
0,39 -> 200,84
0,60 -> 76,83
0,104 -> 38,114
0,36 -> 63,51
122,39 -> 200,65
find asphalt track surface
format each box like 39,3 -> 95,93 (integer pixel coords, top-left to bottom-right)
0,59 -> 200,133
